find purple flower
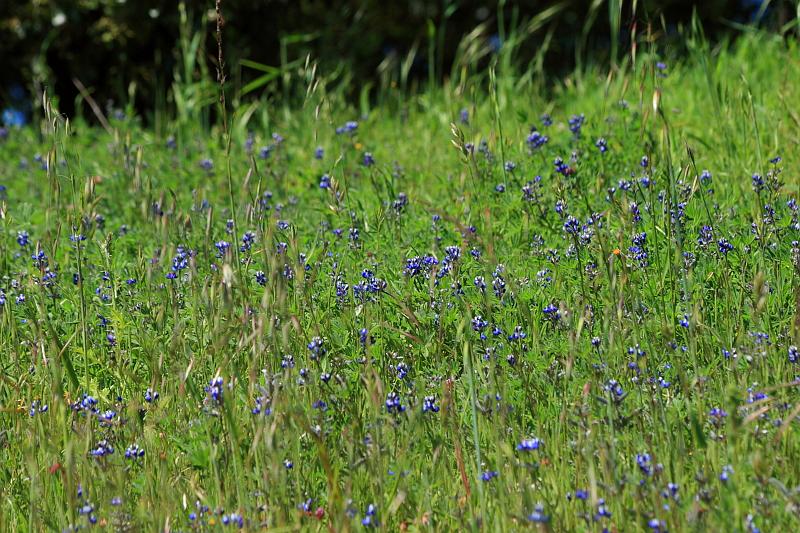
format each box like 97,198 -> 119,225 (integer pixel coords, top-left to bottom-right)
789,345 -> 798,363
517,438 -> 542,451
361,503 -> 377,527
481,471 -> 499,481
422,395 -> 439,413
563,216 -> 581,235
568,114 -> 585,135
385,392 -> 405,414
307,336 -> 325,359
527,130 -> 549,149
90,439 -> 115,457
144,388 -> 159,403
124,444 -> 145,459
206,376 -> 225,405
527,504 -> 549,523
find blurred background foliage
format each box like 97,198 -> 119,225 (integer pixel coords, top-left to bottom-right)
0,0 -> 796,128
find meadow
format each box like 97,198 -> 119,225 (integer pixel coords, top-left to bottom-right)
1,19 -> 800,532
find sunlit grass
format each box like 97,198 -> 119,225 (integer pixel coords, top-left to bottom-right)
0,26 -> 799,531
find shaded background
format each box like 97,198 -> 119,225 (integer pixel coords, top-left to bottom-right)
0,0 -> 793,126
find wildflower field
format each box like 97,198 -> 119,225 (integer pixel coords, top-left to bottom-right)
1,20 -> 800,533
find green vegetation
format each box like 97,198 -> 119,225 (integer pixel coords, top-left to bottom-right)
1,20 -> 800,532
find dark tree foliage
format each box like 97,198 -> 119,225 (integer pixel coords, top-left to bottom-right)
0,0 -> 791,122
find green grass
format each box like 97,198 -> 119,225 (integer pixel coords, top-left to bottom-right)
1,26 -> 800,532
